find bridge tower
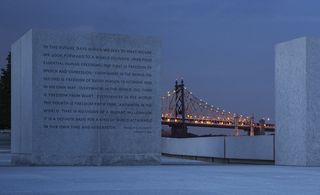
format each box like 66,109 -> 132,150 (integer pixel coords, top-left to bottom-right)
258,119 -> 266,135
249,115 -> 255,136
233,115 -> 240,136
171,79 -> 188,137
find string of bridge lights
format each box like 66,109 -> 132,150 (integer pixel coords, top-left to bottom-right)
161,87 -> 270,122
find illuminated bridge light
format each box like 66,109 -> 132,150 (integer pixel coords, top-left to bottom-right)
160,81 -> 275,133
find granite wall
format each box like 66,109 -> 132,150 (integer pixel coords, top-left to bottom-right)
11,29 -> 161,165
275,37 -> 320,166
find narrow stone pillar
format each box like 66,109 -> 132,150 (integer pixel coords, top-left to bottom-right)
275,37 -> 320,166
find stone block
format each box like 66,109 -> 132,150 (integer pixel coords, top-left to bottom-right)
11,29 -> 161,165
275,37 -> 320,166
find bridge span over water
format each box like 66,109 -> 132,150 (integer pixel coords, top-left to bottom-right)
161,80 -> 275,137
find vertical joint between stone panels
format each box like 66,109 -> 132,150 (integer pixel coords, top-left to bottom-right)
19,40 -> 22,154
223,136 -> 226,159
30,31 -> 33,154
304,38 -> 309,166
273,134 -> 275,161
304,38 -> 308,166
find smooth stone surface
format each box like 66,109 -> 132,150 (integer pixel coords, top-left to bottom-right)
0,153 -> 211,167
0,153 -> 11,166
161,137 -> 225,158
275,37 -> 320,166
0,164 -> 320,194
11,29 -> 161,165
225,136 -> 274,160
162,136 -> 274,161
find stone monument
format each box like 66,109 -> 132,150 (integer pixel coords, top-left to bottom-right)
275,37 -> 320,166
11,29 -> 161,165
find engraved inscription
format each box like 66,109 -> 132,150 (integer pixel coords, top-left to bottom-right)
41,44 -> 154,134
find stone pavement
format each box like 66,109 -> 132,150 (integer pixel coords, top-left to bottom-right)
0,155 -> 319,194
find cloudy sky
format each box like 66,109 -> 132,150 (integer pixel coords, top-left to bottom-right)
1,0 -> 320,121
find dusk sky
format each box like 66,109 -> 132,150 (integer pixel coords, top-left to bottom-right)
1,0 -> 320,121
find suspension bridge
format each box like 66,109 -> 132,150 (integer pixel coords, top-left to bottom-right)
161,80 -> 275,137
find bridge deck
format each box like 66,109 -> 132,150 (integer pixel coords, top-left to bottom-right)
162,117 -> 275,132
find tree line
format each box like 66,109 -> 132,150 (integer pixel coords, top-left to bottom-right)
0,52 -> 11,129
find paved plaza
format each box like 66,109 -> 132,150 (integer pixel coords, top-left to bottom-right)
0,156 -> 319,195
